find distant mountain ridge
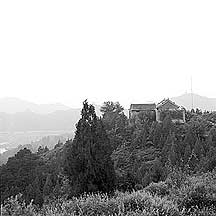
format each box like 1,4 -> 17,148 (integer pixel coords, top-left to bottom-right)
172,93 -> 216,111
0,109 -> 81,132
0,97 -> 71,114
0,98 -> 102,132
1,94 -> 216,133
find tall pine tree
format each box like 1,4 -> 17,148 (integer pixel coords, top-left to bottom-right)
43,174 -> 53,197
64,100 -> 115,196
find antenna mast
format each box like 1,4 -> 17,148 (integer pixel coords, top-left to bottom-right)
191,76 -> 194,110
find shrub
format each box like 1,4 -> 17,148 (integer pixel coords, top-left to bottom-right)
114,190 -> 179,216
37,191 -> 179,216
145,181 -> 170,197
2,194 -> 36,216
173,173 -> 216,211
180,184 -> 209,209
185,206 -> 216,216
166,168 -> 188,189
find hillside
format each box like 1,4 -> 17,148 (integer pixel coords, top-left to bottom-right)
172,93 -> 216,111
2,102 -> 216,215
0,98 -> 104,132
0,133 -> 72,165
0,109 -> 80,132
0,97 -> 71,114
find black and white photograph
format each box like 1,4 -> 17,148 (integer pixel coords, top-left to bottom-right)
1,1 -> 216,215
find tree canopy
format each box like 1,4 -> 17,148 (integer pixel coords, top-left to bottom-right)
64,100 -> 115,196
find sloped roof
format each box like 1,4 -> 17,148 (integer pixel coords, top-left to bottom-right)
156,98 -> 179,109
130,103 -> 156,111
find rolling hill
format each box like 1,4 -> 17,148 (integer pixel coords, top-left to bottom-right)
0,97 -> 71,114
1,94 -> 216,133
172,93 -> 216,111
0,109 -> 81,132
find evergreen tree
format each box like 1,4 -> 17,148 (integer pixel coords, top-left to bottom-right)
203,146 -> 216,171
194,138 -> 203,160
151,122 -> 162,148
53,179 -> 61,198
37,146 -> 49,155
25,184 -> 35,204
64,100 -> 115,196
188,150 -> 199,171
43,174 -> 53,197
132,126 -> 148,148
161,133 -> 175,163
184,126 -> 196,149
44,146 -> 49,153
150,157 -> 164,182
100,101 -> 127,134
37,146 -> 44,154
184,144 -> 192,164
156,115 -> 173,149
54,140 -> 63,149
169,141 -> 178,166
100,101 -> 128,150
162,114 -> 173,135
207,127 -> 216,148
32,176 -> 43,206
0,148 -> 43,203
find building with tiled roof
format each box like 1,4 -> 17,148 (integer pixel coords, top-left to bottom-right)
129,104 -> 156,119
129,98 -> 185,123
130,103 -> 156,111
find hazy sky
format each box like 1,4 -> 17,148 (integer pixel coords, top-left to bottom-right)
0,1 -> 216,108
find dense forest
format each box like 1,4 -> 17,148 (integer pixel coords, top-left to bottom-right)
0,133 -> 73,166
1,100 -> 216,215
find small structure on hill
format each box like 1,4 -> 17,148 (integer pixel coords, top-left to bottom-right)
129,98 -> 185,123
129,103 -> 156,119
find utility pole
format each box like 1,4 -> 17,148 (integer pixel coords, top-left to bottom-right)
191,76 -> 194,110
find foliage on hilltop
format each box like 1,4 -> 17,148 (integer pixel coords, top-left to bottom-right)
2,170 -> 216,215
2,100 -> 216,215
63,100 -> 115,196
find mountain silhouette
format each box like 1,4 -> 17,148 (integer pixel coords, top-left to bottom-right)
172,93 -> 216,111
0,98 -> 103,132
0,97 -> 71,114
1,94 -> 216,133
